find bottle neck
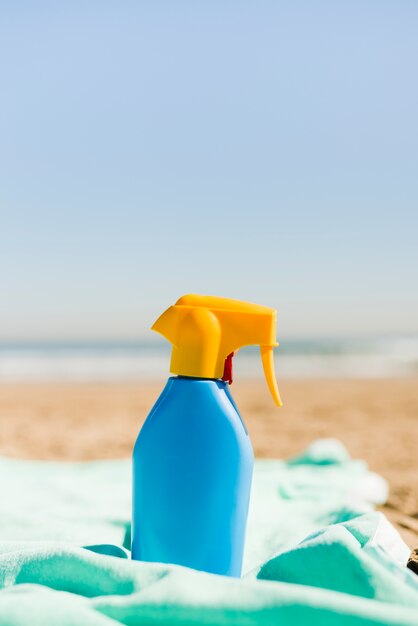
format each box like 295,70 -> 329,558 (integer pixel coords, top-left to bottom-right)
173,375 -> 225,383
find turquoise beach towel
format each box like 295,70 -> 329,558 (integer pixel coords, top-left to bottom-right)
0,439 -> 417,625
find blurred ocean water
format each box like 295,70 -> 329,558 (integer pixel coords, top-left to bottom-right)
0,337 -> 417,382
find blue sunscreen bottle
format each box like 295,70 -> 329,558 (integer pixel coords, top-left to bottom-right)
132,294 -> 282,577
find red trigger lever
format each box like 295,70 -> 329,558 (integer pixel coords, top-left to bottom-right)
222,352 -> 234,385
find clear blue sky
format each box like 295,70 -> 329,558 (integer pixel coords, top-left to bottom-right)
0,1 -> 417,340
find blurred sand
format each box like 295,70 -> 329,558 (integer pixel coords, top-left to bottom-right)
0,378 -> 417,547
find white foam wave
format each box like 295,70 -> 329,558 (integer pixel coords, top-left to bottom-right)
0,337 -> 417,382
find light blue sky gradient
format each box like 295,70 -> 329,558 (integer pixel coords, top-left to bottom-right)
0,1 -> 417,339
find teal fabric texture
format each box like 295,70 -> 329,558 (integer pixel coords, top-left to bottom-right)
0,439 -> 417,625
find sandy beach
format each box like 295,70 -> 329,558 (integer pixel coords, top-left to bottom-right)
0,377 -> 417,547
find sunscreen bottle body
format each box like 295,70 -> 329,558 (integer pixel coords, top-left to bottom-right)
132,376 -> 254,577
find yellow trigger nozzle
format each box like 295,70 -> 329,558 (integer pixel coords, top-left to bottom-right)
151,294 -> 283,407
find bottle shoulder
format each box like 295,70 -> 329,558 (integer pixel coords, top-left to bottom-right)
135,377 -> 249,445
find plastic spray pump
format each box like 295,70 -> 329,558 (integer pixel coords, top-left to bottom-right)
132,295 -> 282,577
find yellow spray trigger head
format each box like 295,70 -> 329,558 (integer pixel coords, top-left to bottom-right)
151,294 -> 282,407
